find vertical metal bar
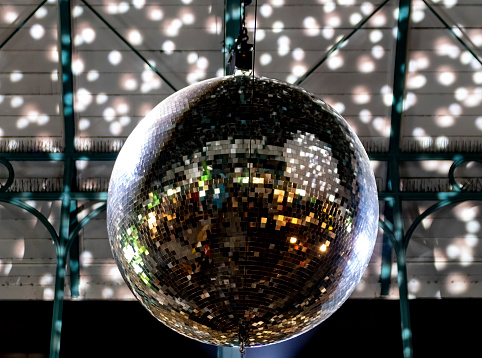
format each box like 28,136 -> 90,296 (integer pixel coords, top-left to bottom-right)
69,200 -> 80,298
380,204 -> 393,295
387,0 -> 413,356
0,0 -> 48,51
224,0 -> 241,75
50,0 -> 75,356
396,246 -> 412,358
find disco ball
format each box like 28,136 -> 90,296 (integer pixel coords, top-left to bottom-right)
107,75 -> 378,347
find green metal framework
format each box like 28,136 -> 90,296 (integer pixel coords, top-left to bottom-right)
0,1 -> 481,357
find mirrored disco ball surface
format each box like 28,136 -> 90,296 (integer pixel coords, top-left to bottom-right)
107,75 -> 378,347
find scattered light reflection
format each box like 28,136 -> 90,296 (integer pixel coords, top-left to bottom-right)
327,52 -> 344,70
407,73 -> 426,89
206,16 -> 222,35
292,48 -> 305,61
162,40 -> 176,55
30,24 -> 45,40
292,65 -> 307,77
443,0 -> 458,9
326,14 -> 341,27
11,96 -> 24,108
460,51 -> 473,65
122,75 -> 138,91
371,45 -> 384,59
10,70 -> 23,83
445,273 -> 468,294
72,58 -> 85,75
76,88 -> 93,112
277,35 -> 290,56
465,234 -> 479,247
133,0 -> 146,9
321,26 -> 335,39
79,118 -> 90,130
359,109 -> 372,123
408,278 -> 421,296
272,21 -> 284,33
110,121 -> 123,135
349,13 -> 362,26
357,55 -> 375,73
412,127 -> 426,137
473,71 -> 482,84
411,8 -> 425,23
370,13 -> 386,27
270,0 -> 284,7
353,86 -> 371,104
148,7 -> 164,21
103,107 -> 116,122
260,4 -> 273,17
369,30 -> 383,44
4,11 -> 18,24
81,27 -> 96,44
108,50 -> 122,65
332,102 -> 345,114
455,87 -> 482,107
303,17 -> 320,37
260,53 -> 272,66
435,38 -> 460,59
454,203 -> 479,222
437,67 -> 456,86
323,1 -> 336,13
102,287 -> 114,298
466,220 -> 480,233
43,288 -> 54,300
475,116 -> 482,130
40,274 -> 54,286
87,70 -> 99,82
17,118 -> 29,129
80,251 -> 93,267
181,11 -> 195,25
73,5 -> 83,17
48,46 -> 58,62
96,93 -> 108,105
403,92 -> 417,110
256,29 -> 266,41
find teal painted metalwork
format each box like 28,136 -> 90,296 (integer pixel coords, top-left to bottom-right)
80,0 -> 177,92
294,0 -> 391,86
422,0 -> 482,66
385,0 -> 413,356
0,158 -> 15,193
50,0 -> 76,356
3,150 -> 482,163
0,0 -> 48,51
0,198 -> 59,246
68,203 -> 107,243
0,1 -> 479,357
69,200 -> 80,298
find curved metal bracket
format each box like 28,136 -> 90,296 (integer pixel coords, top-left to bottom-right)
66,203 -> 107,252
0,198 -> 59,246
448,157 -> 482,192
403,198 -> 482,251
378,219 -> 399,251
0,158 -> 15,193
